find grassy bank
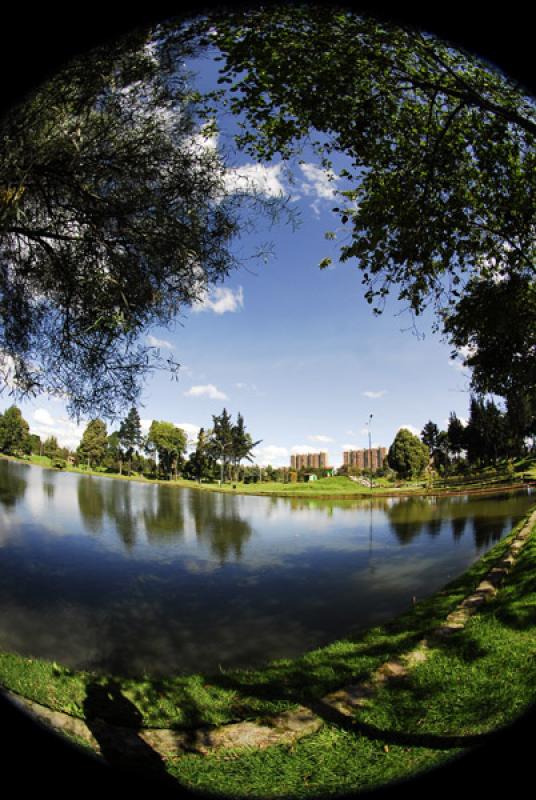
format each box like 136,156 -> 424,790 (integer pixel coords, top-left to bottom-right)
4,452 -> 536,500
1,510 -> 536,795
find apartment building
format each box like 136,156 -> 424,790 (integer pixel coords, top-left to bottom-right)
343,447 -> 387,472
290,451 -> 330,470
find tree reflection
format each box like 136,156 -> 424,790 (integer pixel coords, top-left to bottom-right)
451,516 -> 467,541
105,481 -> 138,550
386,498 -> 429,544
472,516 -> 505,549
77,475 -> 104,534
42,472 -> 56,499
143,485 -> 184,543
188,490 -> 252,563
0,461 -> 27,509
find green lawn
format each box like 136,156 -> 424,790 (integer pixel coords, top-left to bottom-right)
4,452 -> 535,500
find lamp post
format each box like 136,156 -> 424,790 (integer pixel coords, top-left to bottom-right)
367,413 -> 373,490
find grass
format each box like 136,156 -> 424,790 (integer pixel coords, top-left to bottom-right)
1,510 -> 536,796
3,452 -> 535,500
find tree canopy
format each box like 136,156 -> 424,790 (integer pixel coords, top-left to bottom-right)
198,4 -> 535,318
388,428 -> 429,479
0,21 -> 280,418
1,7 -> 534,420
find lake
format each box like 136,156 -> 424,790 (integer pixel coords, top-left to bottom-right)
0,459 -> 534,677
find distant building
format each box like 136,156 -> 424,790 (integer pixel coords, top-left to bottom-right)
291,451 -> 331,470
343,447 -> 387,473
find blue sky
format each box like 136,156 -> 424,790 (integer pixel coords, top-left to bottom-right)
0,45 -> 473,466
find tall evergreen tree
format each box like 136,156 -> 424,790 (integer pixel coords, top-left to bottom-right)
231,412 -> 262,481
420,421 -> 440,456
447,412 -> 467,461
118,407 -> 143,476
209,408 -> 234,483
42,436 -> 59,459
188,427 -> 213,484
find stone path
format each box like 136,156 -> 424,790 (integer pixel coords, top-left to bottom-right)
3,508 -> 536,762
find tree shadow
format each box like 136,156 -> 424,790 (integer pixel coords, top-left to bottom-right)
83,678 -> 181,791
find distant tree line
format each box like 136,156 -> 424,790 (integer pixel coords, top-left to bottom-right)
0,405 -> 263,484
386,395 -> 535,482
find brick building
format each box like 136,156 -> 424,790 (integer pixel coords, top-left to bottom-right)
343,447 -> 387,473
291,451 -> 330,471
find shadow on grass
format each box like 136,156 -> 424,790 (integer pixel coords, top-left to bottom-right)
83,678 -> 180,790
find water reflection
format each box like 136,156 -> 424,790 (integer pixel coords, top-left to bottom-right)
188,491 -> 252,563
77,476 -> 105,534
0,460 -> 27,509
106,482 -> 139,550
0,460 -> 534,676
42,472 -> 56,499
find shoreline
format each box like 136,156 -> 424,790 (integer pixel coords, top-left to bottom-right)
2,452 -> 535,499
1,452 -> 534,500
1,508 -> 535,795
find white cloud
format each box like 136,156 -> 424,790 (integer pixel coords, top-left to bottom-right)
140,418 -> 152,435
174,422 -> 201,445
192,286 -> 244,315
362,390 -> 387,399
399,424 -> 420,437
30,409 -> 86,450
224,162 -> 287,198
341,441 -> 382,451
308,434 -> 333,443
146,334 -> 175,350
33,408 -> 55,426
255,445 -> 289,467
235,382 -> 264,396
299,162 -> 338,200
183,384 -> 227,400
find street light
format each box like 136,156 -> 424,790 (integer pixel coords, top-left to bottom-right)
367,413 -> 373,490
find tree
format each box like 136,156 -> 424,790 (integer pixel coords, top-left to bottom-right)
209,408 -> 234,484
388,428 -> 429,479
77,418 -> 108,468
464,396 -> 510,465
420,421 -> 440,456
186,427 -> 213,483
0,23 -> 281,418
42,436 -> 59,460
447,412 -> 467,460
443,274 -> 536,444
0,405 -> 31,455
28,433 -> 42,455
230,412 -> 261,480
146,420 -> 187,480
198,6 -> 535,326
118,407 -> 143,476
104,431 -> 122,473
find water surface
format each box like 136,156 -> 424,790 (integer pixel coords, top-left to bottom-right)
0,459 -> 533,676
